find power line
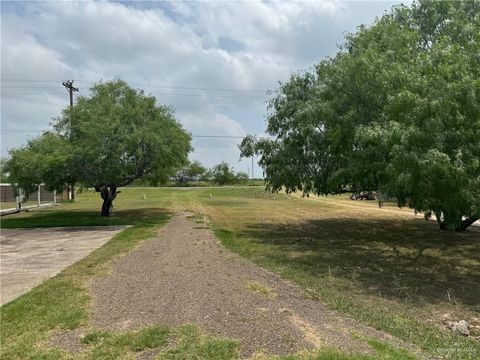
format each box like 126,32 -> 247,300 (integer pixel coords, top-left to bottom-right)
2,86 -> 63,89
1,130 -> 44,132
129,84 -> 267,93
1,95 -> 265,106
192,135 -> 271,139
1,86 -> 264,96
2,87 -> 267,103
1,79 -> 269,93
0,129 -> 273,139
190,135 -> 245,139
2,88 -> 263,99
1,95 -> 264,103
1,78 -> 85,81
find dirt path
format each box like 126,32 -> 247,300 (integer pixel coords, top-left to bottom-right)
91,212 -> 408,357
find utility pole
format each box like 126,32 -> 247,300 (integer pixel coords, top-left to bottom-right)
251,135 -> 256,180
252,155 -> 254,180
62,80 -> 79,108
62,80 -> 79,200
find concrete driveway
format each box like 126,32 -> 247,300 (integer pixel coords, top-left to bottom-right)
0,226 -> 126,305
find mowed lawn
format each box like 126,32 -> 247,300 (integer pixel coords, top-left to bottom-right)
1,186 -> 479,359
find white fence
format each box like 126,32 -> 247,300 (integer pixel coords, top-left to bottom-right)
0,183 -> 57,216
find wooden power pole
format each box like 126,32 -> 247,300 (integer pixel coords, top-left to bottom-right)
62,80 -> 79,200
62,80 -> 79,108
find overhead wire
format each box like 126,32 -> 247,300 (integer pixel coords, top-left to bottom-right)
1,78 -> 274,141
0,129 -> 273,140
1,80 -> 270,105
0,79 -> 270,93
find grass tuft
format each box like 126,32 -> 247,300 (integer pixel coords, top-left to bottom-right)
246,281 -> 276,298
159,324 -> 239,360
84,326 -> 170,359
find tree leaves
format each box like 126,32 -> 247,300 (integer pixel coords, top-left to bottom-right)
243,0 -> 480,230
7,80 -> 192,203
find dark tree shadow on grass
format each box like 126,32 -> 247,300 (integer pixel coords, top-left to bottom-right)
1,208 -> 172,229
239,217 -> 480,309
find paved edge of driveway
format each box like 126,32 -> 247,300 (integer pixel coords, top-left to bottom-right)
0,225 -> 127,305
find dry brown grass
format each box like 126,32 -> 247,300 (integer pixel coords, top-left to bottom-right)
195,187 -> 480,359
2,187 -> 479,359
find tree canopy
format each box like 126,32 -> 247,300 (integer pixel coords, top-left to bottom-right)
7,80 -> 191,215
0,157 -> 10,183
173,160 -> 207,185
240,0 -> 480,231
211,162 -> 237,186
6,133 -> 73,197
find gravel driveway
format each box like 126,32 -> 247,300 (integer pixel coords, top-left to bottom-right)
91,213 -> 406,357
1,226 -> 125,305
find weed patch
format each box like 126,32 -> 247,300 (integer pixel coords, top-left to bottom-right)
246,281 -> 276,298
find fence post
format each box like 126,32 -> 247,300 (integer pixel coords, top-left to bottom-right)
38,184 -> 41,207
16,187 -> 22,211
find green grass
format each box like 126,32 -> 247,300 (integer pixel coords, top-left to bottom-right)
83,326 -> 170,359
1,188 -> 176,228
246,280 -> 277,298
160,325 -> 240,360
157,326 -> 415,360
1,200 -> 37,209
276,339 -> 416,360
0,191 -> 171,359
1,186 -> 479,359
192,187 -> 480,359
77,324 -> 417,360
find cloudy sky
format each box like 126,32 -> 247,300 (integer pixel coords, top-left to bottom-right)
1,0 -> 405,176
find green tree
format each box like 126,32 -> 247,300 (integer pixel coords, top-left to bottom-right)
7,80 -> 192,216
211,162 -> 236,186
241,0 -> 480,231
0,157 -> 10,183
235,171 -> 249,184
188,160 -> 207,181
6,133 -> 72,197
200,168 -> 214,182
174,160 -> 207,185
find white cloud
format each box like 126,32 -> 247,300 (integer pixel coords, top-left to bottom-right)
181,113 -> 246,168
1,0 -> 404,175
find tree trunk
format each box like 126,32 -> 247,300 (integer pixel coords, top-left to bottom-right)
439,217 -> 479,231
99,185 -> 117,217
70,182 -> 75,201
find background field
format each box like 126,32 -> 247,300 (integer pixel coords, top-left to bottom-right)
1,186 -> 479,359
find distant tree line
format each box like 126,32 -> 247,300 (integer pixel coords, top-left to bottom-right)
170,160 -> 251,186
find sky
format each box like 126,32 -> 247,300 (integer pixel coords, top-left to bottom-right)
1,0 -> 406,177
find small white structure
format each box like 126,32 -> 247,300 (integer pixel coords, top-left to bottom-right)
0,183 -> 57,216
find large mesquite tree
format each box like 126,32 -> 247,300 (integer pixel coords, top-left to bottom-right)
7,80 -> 191,216
241,1 -> 480,231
